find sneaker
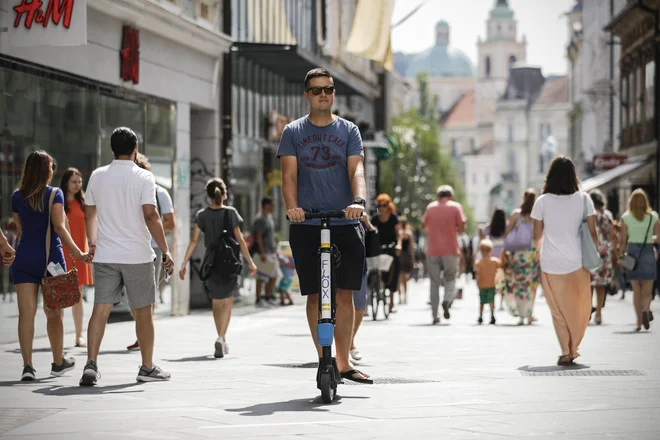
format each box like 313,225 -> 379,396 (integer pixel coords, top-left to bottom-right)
432,317 -> 440,325
51,356 -> 76,377
256,299 -> 267,308
214,338 -> 225,358
477,316 -> 483,325
79,361 -> 100,386
136,365 -> 171,382
127,340 -> 140,351
21,364 -> 36,381
490,316 -> 496,325
442,302 -> 451,319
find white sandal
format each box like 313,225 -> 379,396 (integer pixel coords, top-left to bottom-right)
350,349 -> 362,361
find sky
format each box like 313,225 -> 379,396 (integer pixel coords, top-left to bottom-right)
391,0 -> 576,77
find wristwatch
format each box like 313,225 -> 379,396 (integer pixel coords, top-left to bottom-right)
353,197 -> 366,207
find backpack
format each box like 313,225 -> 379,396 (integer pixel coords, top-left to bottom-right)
199,209 -> 243,281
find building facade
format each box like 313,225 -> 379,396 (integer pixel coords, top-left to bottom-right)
578,0 -> 658,218
0,0 -> 233,312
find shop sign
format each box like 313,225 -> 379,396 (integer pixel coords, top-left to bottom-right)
6,0 -> 87,47
120,25 -> 140,84
593,154 -> 627,171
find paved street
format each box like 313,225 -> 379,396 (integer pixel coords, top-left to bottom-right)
1,278 -> 659,439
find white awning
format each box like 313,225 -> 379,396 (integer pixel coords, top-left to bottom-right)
580,155 -> 654,193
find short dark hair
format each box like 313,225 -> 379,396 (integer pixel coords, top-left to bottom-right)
542,156 -> 580,196
261,197 -> 274,208
110,127 -> 138,158
590,189 -> 605,209
304,68 -> 332,89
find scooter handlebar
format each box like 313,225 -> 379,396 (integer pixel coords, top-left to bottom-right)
286,210 -> 347,221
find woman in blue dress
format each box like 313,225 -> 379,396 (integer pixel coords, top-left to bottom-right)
11,151 -> 91,381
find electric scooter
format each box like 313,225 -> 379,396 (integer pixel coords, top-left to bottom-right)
288,210 -> 345,403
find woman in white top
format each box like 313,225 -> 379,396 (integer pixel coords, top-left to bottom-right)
530,157 -> 599,366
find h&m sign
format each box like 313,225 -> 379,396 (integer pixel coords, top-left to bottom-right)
120,25 -> 140,84
4,0 -> 87,46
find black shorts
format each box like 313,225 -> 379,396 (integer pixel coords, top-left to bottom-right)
289,224 -> 365,295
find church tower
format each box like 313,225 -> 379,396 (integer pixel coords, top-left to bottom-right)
476,0 -> 527,148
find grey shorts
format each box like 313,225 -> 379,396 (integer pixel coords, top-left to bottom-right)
94,262 -> 156,309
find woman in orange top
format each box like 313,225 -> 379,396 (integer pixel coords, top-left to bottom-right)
60,168 -> 93,347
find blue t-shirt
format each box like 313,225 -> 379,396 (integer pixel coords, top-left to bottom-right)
279,254 -> 295,279
276,116 -> 364,226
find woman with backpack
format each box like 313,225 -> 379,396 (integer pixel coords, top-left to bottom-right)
179,178 -> 256,358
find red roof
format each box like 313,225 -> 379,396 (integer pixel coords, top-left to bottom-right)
440,89 -> 476,128
535,75 -> 569,105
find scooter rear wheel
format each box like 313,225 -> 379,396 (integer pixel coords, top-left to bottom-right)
319,371 -> 334,403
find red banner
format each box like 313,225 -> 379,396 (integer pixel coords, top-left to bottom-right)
120,26 -> 140,84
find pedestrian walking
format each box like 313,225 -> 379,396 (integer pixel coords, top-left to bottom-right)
276,252 -> 295,306
422,185 -> 467,325
126,153 -> 176,351
278,67 -> 372,384
484,208 -> 507,309
350,213 -> 376,362
179,178 -> 256,358
398,215 -> 415,304
251,197 -> 279,307
474,239 -> 500,325
371,194 -> 401,313
59,168 -> 93,348
618,189 -> 660,331
11,151 -> 91,381
2,220 -> 18,302
589,190 -> 615,325
531,156 -> 599,365
501,189 -> 540,325
81,127 -> 174,386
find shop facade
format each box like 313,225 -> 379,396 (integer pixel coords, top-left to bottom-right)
0,0 -> 233,313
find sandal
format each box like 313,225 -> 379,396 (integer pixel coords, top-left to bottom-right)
557,355 -> 573,366
340,369 -> 373,384
75,337 -> 87,348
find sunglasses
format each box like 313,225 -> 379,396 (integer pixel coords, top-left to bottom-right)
306,86 -> 335,96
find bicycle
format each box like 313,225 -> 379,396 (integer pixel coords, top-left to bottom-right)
287,210 -> 345,403
366,243 -> 395,321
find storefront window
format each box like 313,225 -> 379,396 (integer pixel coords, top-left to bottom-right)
0,67 -> 101,223
146,102 -> 176,188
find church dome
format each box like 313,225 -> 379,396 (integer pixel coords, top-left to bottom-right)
490,0 -> 514,19
404,22 -> 475,78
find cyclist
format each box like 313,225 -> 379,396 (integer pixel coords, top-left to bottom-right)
277,67 -> 372,384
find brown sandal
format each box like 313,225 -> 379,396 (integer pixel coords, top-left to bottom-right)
557,355 -> 573,366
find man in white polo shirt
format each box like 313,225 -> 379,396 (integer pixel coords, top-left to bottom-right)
81,126 -> 175,386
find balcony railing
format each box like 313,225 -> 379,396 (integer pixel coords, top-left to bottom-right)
620,118 -> 656,149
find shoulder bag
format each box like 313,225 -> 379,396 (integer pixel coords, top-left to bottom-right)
619,214 -> 653,272
504,211 -> 533,252
580,193 -> 602,272
42,189 -> 81,310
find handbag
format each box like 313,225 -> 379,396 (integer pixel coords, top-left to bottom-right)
619,215 -> 653,272
41,189 -> 81,310
580,193 -> 602,272
504,214 -> 533,252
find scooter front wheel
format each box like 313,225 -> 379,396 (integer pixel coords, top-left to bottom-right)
319,371 -> 335,403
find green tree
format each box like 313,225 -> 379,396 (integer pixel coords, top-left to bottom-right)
379,78 -> 474,233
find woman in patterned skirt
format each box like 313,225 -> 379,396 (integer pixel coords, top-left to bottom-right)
589,190 -> 615,325
500,189 -> 541,325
